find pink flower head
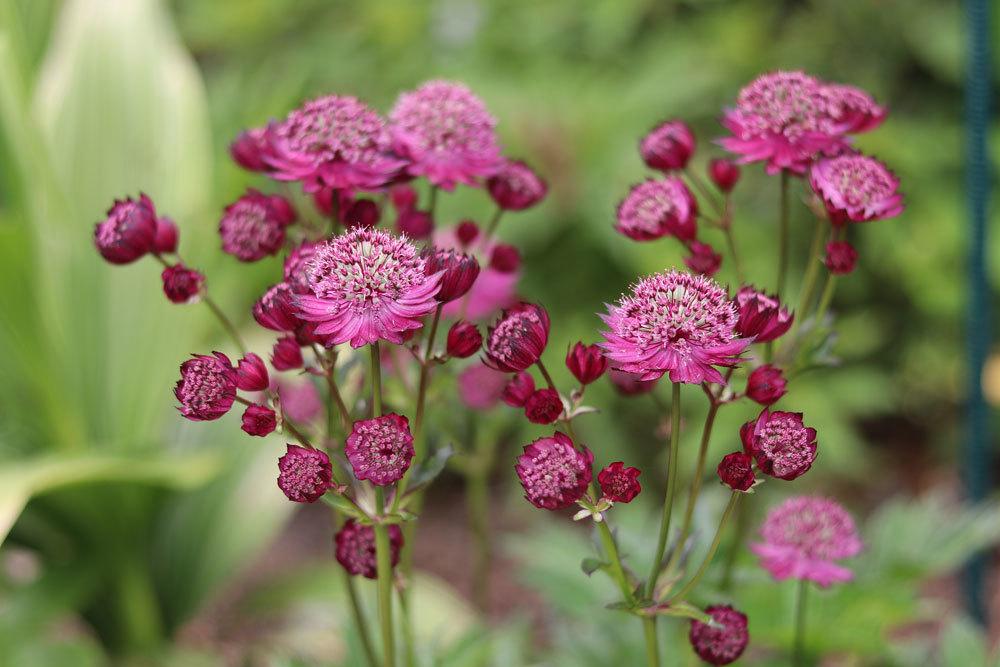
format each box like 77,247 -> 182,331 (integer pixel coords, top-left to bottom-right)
297,228 -> 441,348
345,413 -> 415,486
608,368 -> 660,396
688,605 -> 749,665
502,371 -> 536,407
745,364 -> 787,406
174,352 -> 237,421
487,159 -> 548,210
598,461 -> 642,503
94,194 -> 157,264
822,84 -> 886,135
684,241 -> 722,277
235,353 -> 269,391
390,184 -> 418,213
720,71 -> 842,175
741,409 -> 817,481
810,154 -> 903,224
515,432 -> 593,510
335,519 -> 403,579
389,80 -> 503,190
253,283 -> 300,333
344,198 -> 380,229
277,379 -> 322,424
161,264 -> 204,304
277,444 -> 333,503
565,342 -> 608,385
616,178 -> 697,242
230,127 -> 270,172
489,244 -> 521,273
265,95 -> 404,191
734,285 -> 794,343
708,159 -> 741,193
640,120 -> 695,172
752,496 -> 862,587
283,242 -> 322,295
717,452 -> 756,492
242,404 -> 277,437
524,388 -> 563,425
600,270 -> 747,383
219,189 -> 292,262
446,320 -> 482,358
153,217 -> 179,254
484,302 -> 551,372
456,220 -> 480,247
271,335 -> 304,371
397,209 -> 434,239
421,247 -> 480,302
458,363 -> 509,410
825,240 -> 858,275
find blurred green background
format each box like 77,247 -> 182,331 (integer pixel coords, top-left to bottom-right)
1,0 -> 999,665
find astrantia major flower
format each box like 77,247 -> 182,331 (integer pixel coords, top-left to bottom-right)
296,228 -> 441,348
734,285 -> 794,343
335,519 -> 404,579
615,178 -> 697,242
639,119 -> 695,172
598,461 -> 642,503
283,242 -> 322,295
600,270 -> 747,384
740,409 -> 817,481
219,190 -> 293,262
277,444 -> 333,503
174,352 -> 237,421
94,194 -> 158,264
688,605 -> 750,665
822,83 -> 886,135
809,154 -> 904,224
515,432 -> 593,510
345,413 -> 415,486
487,159 -> 548,211
483,302 -> 551,373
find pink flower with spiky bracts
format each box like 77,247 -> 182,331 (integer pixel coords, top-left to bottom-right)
242,404 -> 277,437
616,178 -> 697,242
684,241 -> 722,277
720,71 -> 842,175
345,413 -> 415,486
484,302 -> 551,373
600,270 -> 748,383
94,194 -> 158,264
174,352 -> 237,421
825,240 -> 858,275
283,242 -> 321,295
265,95 -> 404,192
822,83 -> 886,135
389,80 -> 503,190
515,432 -> 593,510
752,495 -> 862,587
230,126 -> 271,172
219,190 -> 293,262
810,154 -> 903,224
277,444 -> 333,503
640,120 -> 695,172
734,285 -> 794,343
335,519 -> 404,579
598,461 -> 642,503
688,605 -> 750,665
253,283 -> 300,333
296,228 -> 441,348
741,409 -> 817,481
524,388 -> 563,424
487,159 -> 548,211
565,342 -> 608,385
458,363 -> 509,410
161,264 -> 204,304
421,247 -> 480,302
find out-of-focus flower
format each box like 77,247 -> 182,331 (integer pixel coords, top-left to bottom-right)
458,363 -> 509,410
94,194 -> 157,264
277,379 -> 322,424
397,209 -> 434,239
174,352 -> 236,421
390,184 -> 418,212
684,241 -> 722,277
335,519 -> 403,579
343,198 -> 380,229
484,303 -> 551,372
515,432 -> 593,510
283,242 -> 321,295
346,413 -> 415,486
502,371 -> 536,407
598,461 -> 642,503
524,388 -> 563,424
810,154 -> 903,224
688,605 -> 750,665
253,283 -> 300,332
717,452 -> 756,492
745,364 -> 787,406
277,444 -> 333,503
229,127 -> 270,172
446,320 -> 482,358
422,247 -> 480,302
822,84 -> 886,135
608,368 -> 660,396
486,159 -> 547,210
219,189 -> 293,262
741,409 -> 817,481
455,220 -> 480,247
734,286 -> 793,343
640,120 -> 695,172
824,240 -> 859,275
242,404 -> 277,437
489,244 -> 521,273
161,264 -> 204,304
708,159 -> 741,193
153,217 -> 179,254
616,178 -> 697,242
565,342 -> 608,385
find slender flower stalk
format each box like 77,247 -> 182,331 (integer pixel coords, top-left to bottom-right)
795,216 -> 828,321
368,343 -> 395,667
813,273 -> 838,324
332,509 -> 379,667
483,206 -> 504,243
643,619 -> 660,667
776,170 -> 790,298
670,491 -> 740,601
721,219 -> 744,284
323,349 -> 352,431
647,382 -> 681,597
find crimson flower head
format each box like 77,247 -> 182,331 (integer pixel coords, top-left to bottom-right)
810,154 -> 903,224
271,335 -> 304,371
446,320 -> 482,358
335,519 -> 404,579
598,461 -> 642,503
708,159 -> 741,193
265,95 -> 404,192
717,452 -> 756,492
277,444 -> 333,503
484,302 -> 551,372
94,194 -> 157,264
389,80 -> 503,190
566,342 -> 608,385
397,209 -> 434,239
390,184 -> 418,213
230,127 -> 270,172
616,178 -> 697,242
684,241 -> 722,277
253,283 -> 300,333
524,388 -> 563,425
421,247 -> 480,302
487,159 -> 548,211
600,270 -> 748,383
219,189 -> 293,262
825,240 -> 859,275
344,198 -> 380,229
608,368 -> 659,396
746,364 -> 787,405
734,285 -> 793,343
489,244 -> 521,273
346,413 -> 415,486
235,353 -> 269,391
752,496 -> 862,587
456,220 -> 480,247
640,120 -> 695,172
502,371 -> 536,407
153,217 -> 179,254
174,352 -> 237,421
283,242 -> 321,295
741,409 -> 817,481
297,228 -> 441,348
161,264 -> 204,304
688,605 -> 749,665
242,404 -> 277,437
822,83 -> 886,135
515,432 -> 593,510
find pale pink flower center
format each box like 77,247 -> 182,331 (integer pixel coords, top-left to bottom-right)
827,157 -> 894,208
757,416 -> 813,476
279,96 -> 386,164
523,447 -> 584,500
617,274 -> 737,350
488,310 -> 542,364
391,82 -> 497,155
180,360 -> 229,411
737,72 -> 832,139
762,498 -> 859,561
621,182 -> 687,234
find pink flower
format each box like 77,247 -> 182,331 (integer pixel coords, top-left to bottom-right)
219,189 -> 292,262
524,388 -> 563,424
296,228 -> 441,348
271,335 -> 304,371
688,605 -> 749,665
608,368 -> 659,396
235,353 -> 269,391
345,413 -> 415,486
174,352 -> 237,421
457,363 -> 509,410
283,242 -> 322,295
639,120 -> 695,172
344,198 -> 380,229
153,217 -> 179,254
822,84 -> 886,135
421,247 -> 480,302
390,184 -> 418,212
446,320 -> 482,358
484,302 -> 551,372
456,220 -> 480,247
242,404 -> 277,437
600,270 -> 747,383
389,80 -> 503,190
397,209 -> 434,239
502,371 -> 536,407
717,452 -> 755,492
515,432 -> 593,510
616,178 -> 697,242
94,194 -> 157,264
598,461 -> 642,503
684,241 -> 722,277
752,496 -> 862,587
720,71 -> 842,175
741,409 -> 817,481
161,264 -> 204,304
565,342 -> 608,385
810,154 -> 903,224
277,379 -> 322,424
265,95 -> 404,192
487,159 -> 548,211
230,127 -> 271,172
335,519 -> 403,579
734,285 -> 793,343
489,244 -> 521,273
253,283 -> 300,333
825,240 -> 858,275
745,364 -> 788,406
277,444 -> 333,503
708,159 -> 741,193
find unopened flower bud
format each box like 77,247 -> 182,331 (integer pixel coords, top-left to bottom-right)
446,320 -> 482,358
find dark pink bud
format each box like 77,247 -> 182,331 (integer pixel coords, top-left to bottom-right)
229,127 -> 269,172
745,365 -> 787,406
487,160 -> 548,211
235,353 -> 269,391
346,413 -> 415,486
565,342 -> 608,385
456,220 -> 480,247
335,518 -> 404,579
524,388 -> 563,424
153,216 -> 179,254
640,120 -> 695,172
502,371 -> 536,407
684,241 -> 722,277
253,283 -> 299,332
708,159 -> 741,193
741,409 -> 817,481
271,335 -> 303,371
515,432 -> 593,510
268,194 -> 297,226
688,605 -> 749,665
825,240 -> 858,275
489,244 -> 521,273
242,404 -> 277,437
94,194 -> 157,264
174,352 -> 236,421
390,184 -> 418,212
484,303 -> 550,372
734,286 -> 793,343
717,452 -> 755,491
277,444 -> 333,503
312,187 -> 350,219
161,263 -> 204,304
598,461 -> 642,503
345,198 -> 380,229
446,320 -> 482,358
608,368 -> 659,396
397,209 -> 434,239
422,247 -> 480,302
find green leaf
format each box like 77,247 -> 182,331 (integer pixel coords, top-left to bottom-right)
581,557 -> 607,576
637,600 -> 713,624
940,616 -> 989,667
401,444 -> 455,500
320,493 -> 368,521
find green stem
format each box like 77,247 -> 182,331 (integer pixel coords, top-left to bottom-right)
373,486 -> 395,667
777,170 -> 790,298
324,350 -> 352,432
597,519 -> 635,603
331,509 -> 378,667
669,492 -> 740,601
719,499 -> 749,591
467,464 -> 492,611
813,273 -> 838,325
370,343 -> 382,417
642,617 -> 660,667
536,359 -> 558,391
428,185 -> 438,218
646,382 -> 681,597
793,579 -> 809,667
683,167 -> 724,218
795,217 -> 828,322
722,222 -> 744,285
483,206 -> 504,243
203,294 -> 247,355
